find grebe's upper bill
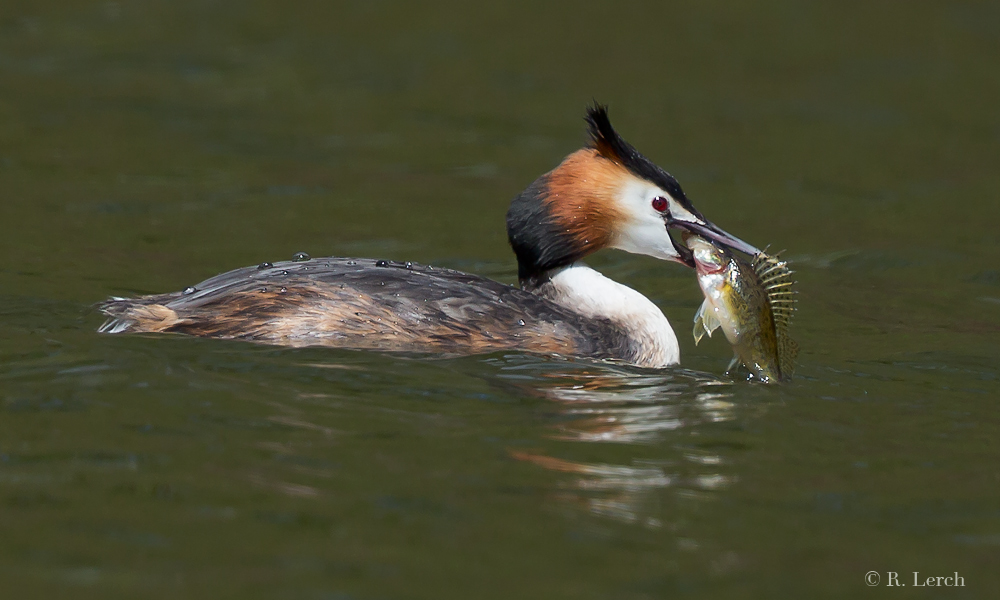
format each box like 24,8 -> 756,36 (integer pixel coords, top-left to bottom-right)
506,104 -> 758,279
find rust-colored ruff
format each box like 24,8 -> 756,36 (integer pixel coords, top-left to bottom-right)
544,149 -> 636,255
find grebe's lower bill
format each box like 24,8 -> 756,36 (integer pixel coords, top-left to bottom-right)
98,105 -> 758,369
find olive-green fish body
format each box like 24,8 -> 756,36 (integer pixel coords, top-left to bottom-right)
688,236 -> 798,383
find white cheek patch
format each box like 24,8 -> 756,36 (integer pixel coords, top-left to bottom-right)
609,180 -> 681,261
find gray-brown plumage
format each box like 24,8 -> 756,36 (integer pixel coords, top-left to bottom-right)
98,105 -> 764,369
99,258 -> 633,361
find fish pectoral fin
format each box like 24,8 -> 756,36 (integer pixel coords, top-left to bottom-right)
693,303 -> 707,345
692,300 -> 722,345
693,318 -> 706,345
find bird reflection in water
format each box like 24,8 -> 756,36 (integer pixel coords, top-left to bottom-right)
492,358 -> 742,528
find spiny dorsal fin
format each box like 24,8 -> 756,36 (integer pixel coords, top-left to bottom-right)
753,252 -> 798,379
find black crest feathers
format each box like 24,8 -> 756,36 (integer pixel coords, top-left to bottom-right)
584,103 -> 696,215
585,104 -> 635,166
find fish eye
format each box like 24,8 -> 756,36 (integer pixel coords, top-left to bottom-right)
651,196 -> 669,213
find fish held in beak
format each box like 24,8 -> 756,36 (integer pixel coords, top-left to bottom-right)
684,233 -> 799,383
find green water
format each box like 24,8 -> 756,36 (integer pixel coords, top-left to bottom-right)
2,1 -> 999,598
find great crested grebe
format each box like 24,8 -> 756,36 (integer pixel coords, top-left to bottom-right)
98,105 -> 757,368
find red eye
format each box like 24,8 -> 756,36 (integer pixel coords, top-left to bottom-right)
651,196 -> 669,213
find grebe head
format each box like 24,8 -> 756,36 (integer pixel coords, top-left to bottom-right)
507,104 -> 758,282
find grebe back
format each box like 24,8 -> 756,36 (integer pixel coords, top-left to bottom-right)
99,105 -> 757,368
100,257 -> 649,363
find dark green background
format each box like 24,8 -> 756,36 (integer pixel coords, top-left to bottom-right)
1,1 -> 998,598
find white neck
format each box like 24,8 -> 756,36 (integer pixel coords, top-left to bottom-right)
536,263 -> 679,368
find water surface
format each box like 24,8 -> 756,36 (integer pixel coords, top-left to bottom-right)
1,1 -> 998,598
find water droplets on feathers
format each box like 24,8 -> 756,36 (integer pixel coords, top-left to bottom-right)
98,255 -> 677,368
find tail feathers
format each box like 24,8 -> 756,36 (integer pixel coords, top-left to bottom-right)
98,316 -> 135,334
97,298 -> 182,334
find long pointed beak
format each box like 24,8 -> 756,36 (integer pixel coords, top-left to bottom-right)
667,217 -> 760,266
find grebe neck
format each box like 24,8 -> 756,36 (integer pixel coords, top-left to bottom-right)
522,263 -> 679,367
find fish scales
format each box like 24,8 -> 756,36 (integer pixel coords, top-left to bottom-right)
688,235 -> 798,383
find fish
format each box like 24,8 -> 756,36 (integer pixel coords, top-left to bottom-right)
685,234 -> 798,383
